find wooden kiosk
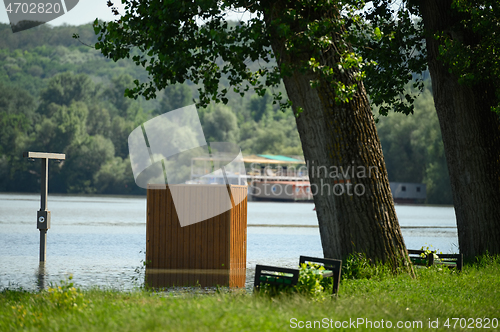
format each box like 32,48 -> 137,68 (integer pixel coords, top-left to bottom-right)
145,184 -> 247,288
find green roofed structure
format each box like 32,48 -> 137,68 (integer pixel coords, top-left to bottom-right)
256,154 -> 303,163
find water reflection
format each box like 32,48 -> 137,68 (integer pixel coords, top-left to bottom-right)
145,268 -> 246,289
37,262 -> 46,291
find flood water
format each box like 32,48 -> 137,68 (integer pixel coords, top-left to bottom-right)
0,193 -> 457,291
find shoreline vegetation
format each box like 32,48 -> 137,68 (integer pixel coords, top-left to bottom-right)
1,255 -> 498,331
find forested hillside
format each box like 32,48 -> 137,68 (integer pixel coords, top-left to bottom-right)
0,23 -> 452,203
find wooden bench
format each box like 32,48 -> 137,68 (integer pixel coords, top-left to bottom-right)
254,265 -> 299,292
435,253 -> 463,271
299,256 -> 342,294
254,256 -> 342,295
408,249 -> 463,271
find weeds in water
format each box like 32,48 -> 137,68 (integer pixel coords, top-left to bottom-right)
132,250 -> 150,289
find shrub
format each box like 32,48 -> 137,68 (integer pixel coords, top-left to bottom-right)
44,275 -> 87,310
256,263 -> 334,301
342,252 -> 392,280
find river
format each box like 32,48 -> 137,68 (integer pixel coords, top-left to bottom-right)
0,193 -> 457,291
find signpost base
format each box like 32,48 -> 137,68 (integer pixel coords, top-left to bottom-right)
39,230 -> 47,262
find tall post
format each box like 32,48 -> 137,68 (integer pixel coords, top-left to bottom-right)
41,158 -> 48,211
40,229 -> 47,262
39,158 -> 48,262
23,152 -> 65,262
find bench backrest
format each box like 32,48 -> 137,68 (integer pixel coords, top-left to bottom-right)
254,265 -> 299,291
437,253 -> 463,271
408,250 -> 462,271
408,249 -> 434,266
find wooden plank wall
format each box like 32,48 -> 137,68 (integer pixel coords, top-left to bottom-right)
146,184 -> 247,288
229,185 -> 247,288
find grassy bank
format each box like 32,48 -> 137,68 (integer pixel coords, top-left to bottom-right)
1,256 -> 499,331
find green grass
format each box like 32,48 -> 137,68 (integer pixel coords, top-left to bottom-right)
1,256 -> 499,331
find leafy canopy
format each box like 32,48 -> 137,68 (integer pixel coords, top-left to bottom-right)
437,0 -> 500,112
359,0 -> 427,115
94,0 -> 415,113
361,0 -> 500,114
92,1 -> 500,116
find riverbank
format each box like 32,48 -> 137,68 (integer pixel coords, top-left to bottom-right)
1,256 -> 498,331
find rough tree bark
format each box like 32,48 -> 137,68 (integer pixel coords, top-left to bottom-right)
420,0 -> 500,259
264,2 -> 411,269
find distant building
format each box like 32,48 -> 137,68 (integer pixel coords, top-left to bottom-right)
390,182 -> 426,204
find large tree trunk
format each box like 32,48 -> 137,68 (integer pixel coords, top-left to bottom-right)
421,0 -> 500,259
264,3 -> 410,269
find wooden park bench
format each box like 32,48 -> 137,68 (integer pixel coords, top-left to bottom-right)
254,256 -> 342,295
408,249 -> 463,271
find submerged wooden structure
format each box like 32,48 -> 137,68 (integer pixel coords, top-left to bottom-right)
145,184 -> 247,288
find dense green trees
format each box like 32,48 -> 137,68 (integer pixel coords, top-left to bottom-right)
203,104 -> 239,142
0,29 -> 151,194
0,83 -> 36,156
376,86 -> 452,204
0,22 -> 450,204
154,84 -> 193,116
